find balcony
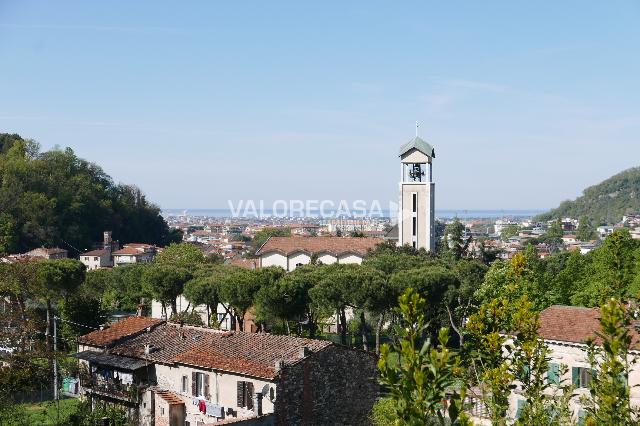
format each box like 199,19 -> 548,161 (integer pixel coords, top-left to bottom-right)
80,376 -> 143,403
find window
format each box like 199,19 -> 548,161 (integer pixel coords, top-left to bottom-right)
94,256 -> 98,261
412,217 -> 417,236
237,381 -> 254,409
195,372 -> 206,397
161,407 -> 165,415
547,363 -> 559,385
412,193 -> 417,213
181,375 -> 188,393
412,241 -> 416,249
295,263 -> 303,267
572,367 -> 592,388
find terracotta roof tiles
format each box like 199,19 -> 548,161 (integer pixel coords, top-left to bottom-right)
256,236 -> 382,257
99,323 -> 332,379
539,305 -> 640,347
78,316 -> 164,347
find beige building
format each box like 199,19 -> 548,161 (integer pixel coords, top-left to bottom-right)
76,316 -> 378,425
80,248 -> 113,270
398,136 -> 435,251
507,305 -> 640,422
256,236 -> 382,271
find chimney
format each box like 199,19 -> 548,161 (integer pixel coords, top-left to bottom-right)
103,231 -> 112,251
136,304 -> 144,317
298,346 -> 311,358
253,391 -> 263,416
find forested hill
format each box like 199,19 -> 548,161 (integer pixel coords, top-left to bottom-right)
0,133 -> 181,255
535,167 -> 640,224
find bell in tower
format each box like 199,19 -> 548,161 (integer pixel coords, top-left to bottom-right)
397,134 -> 435,250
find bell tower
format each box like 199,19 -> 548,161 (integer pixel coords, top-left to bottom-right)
398,133 -> 435,250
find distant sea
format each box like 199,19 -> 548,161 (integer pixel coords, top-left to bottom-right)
163,208 -> 545,220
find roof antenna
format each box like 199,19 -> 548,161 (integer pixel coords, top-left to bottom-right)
415,121 -> 419,137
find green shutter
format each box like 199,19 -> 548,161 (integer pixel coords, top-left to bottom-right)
516,400 -> 526,419
572,367 -> 580,386
578,409 -> 586,426
547,363 -> 559,385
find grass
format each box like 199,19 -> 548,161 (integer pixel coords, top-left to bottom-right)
17,397 -> 80,425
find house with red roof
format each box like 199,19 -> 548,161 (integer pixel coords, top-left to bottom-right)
256,236 -> 382,272
507,305 -> 640,422
76,316 -> 377,425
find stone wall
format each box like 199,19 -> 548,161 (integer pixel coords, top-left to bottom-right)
276,345 -> 378,425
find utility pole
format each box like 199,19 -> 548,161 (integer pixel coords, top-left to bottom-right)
53,315 -> 59,421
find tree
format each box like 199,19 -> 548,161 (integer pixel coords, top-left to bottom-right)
0,134 -> 180,254
142,265 -> 192,316
363,250 -> 431,352
155,242 -> 205,268
445,219 -> 470,259
445,260 -> 487,346
378,288 -> 470,425
571,229 -> 639,306
35,259 -> 86,351
310,264 -> 359,345
183,265 -> 226,327
576,215 -> 596,241
254,265 -> 327,337
463,298 -> 514,424
219,267 -> 283,331
389,266 -> 458,338
582,298 -> 638,424
541,219 -> 563,247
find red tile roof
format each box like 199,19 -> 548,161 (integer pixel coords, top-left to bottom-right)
156,389 -> 185,406
112,247 -> 143,255
539,305 -> 640,347
256,236 -> 383,257
78,316 -> 164,347
228,258 -> 258,269
104,323 -> 332,379
81,249 -> 109,257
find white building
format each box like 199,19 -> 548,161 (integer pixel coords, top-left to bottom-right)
112,243 -> 157,266
397,136 -> 435,251
256,236 -> 383,272
79,249 -> 113,270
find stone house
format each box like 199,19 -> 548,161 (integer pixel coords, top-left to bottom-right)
76,316 -> 378,426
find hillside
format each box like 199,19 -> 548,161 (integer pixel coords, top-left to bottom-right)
535,167 -> 640,224
0,133 -> 181,255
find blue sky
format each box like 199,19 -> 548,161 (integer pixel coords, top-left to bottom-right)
1,1 -> 638,210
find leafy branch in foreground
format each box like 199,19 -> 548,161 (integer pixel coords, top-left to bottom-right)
378,288 -> 471,425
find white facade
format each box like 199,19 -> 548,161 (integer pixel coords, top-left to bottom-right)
80,251 -> 112,270
151,295 -> 233,330
259,251 -> 365,272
